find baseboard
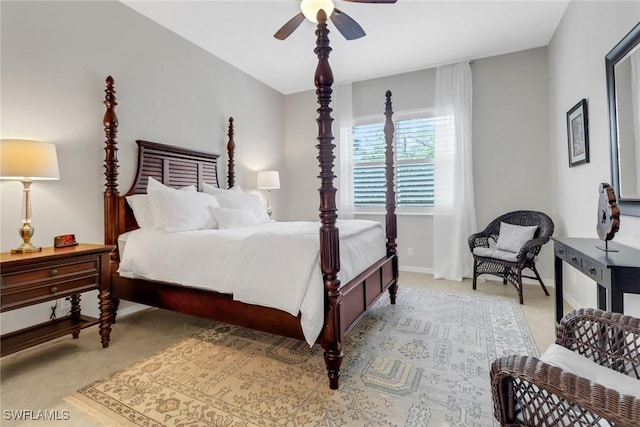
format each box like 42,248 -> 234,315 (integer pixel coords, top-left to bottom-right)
398,268 -> 554,288
561,293 -> 581,310
116,303 -> 150,319
399,265 -> 433,274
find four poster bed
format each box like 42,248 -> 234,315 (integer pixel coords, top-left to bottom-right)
101,13 -> 398,390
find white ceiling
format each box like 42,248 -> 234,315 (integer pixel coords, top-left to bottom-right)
121,0 -> 569,95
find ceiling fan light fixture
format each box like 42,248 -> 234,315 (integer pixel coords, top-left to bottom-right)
300,0 -> 335,23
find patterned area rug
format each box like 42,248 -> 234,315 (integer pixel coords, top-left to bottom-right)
66,288 -> 538,426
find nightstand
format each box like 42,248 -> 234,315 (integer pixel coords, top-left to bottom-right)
0,244 -> 113,357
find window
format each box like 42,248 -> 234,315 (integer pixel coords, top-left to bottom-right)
352,110 -> 434,208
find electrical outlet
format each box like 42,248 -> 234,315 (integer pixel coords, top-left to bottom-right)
407,248 -> 414,256
61,297 -> 71,311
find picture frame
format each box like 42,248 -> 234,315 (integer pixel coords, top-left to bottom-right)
566,98 -> 590,167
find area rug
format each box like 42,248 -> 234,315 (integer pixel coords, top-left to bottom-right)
66,288 -> 538,426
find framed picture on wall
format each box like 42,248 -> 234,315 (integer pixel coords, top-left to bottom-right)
566,98 -> 590,167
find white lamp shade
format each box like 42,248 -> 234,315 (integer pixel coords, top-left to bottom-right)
0,139 -> 60,180
257,170 -> 280,190
300,0 -> 335,23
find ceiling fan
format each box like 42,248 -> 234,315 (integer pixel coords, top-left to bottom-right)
274,0 -> 397,41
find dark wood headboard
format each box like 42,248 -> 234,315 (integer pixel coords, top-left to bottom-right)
102,76 -> 236,258
124,140 -> 220,195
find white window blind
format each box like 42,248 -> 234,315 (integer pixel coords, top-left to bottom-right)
352,113 -> 434,207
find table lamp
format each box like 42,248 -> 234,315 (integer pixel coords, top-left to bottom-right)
0,139 -> 60,253
257,170 -> 280,218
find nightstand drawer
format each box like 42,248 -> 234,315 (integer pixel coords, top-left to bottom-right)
1,256 -> 100,311
1,275 -> 98,309
1,257 -> 98,288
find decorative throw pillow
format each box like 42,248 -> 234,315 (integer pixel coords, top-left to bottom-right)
147,186 -> 220,232
211,207 -> 260,229
496,222 -> 538,253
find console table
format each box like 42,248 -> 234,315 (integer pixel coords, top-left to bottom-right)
552,237 -> 640,324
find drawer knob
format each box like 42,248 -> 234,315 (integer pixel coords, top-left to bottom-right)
571,256 -> 578,263
50,286 -> 58,294
558,249 -> 564,254
49,269 -> 58,277
589,267 -> 597,275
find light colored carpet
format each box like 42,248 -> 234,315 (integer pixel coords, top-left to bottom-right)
66,288 -> 538,426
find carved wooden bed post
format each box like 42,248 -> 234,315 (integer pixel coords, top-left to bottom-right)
103,76 -> 119,261
313,10 -> 342,390
227,117 -> 236,189
102,76 -> 119,334
384,90 -> 398,303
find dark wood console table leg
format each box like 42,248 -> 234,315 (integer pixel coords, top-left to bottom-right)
554,255 -> 564,324
609,283 -> 624,314
597,284 -> 607,311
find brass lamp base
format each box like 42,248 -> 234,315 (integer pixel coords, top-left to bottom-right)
12,220 -> 41,253
12,244 -> 42,254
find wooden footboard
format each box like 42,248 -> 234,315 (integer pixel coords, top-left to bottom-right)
339,256 -> 396,335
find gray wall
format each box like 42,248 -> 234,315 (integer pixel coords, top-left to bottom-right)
548,1 -> 640,316
283,48 -> 553,279
0,0 -> 285,332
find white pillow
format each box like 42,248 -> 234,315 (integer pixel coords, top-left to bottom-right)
126,178 -> 197,228
125,194 -> 155,228
541,343 -> 640,399
214,192 -> 270,224
211,207 -> 259,229
202,182 -> 244,195
147,176 -> 196,192
146,177 -> 198,228
147,187 -> 220,232
496,222 -> 538,253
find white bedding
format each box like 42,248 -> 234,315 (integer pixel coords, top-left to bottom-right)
118,220 -> 386,345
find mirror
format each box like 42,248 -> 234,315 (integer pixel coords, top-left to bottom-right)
606,22 -> 640,216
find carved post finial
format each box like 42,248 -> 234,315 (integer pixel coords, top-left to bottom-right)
227,117 -> 236,189
104,76 -> 119,196
103,76 -> 120,258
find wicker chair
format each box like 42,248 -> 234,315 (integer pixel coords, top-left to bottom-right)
491,308 -> 640,426
468,210 -> 554,304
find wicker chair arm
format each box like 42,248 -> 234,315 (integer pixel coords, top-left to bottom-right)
468,232 -> 490,251
491,355 -> 640,426
517,236 -> 550,262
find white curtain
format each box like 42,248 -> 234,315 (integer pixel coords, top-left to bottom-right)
631,50 -> 640,192
334,83 -> 355,218
433,62 -> 478,281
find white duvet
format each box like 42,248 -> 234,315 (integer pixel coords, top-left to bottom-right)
118,220 -> 386,345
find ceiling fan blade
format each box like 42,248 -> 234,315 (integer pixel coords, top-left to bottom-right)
274,12 -> 305,40
330,8 -> 366,40
342,0 -> 397,3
